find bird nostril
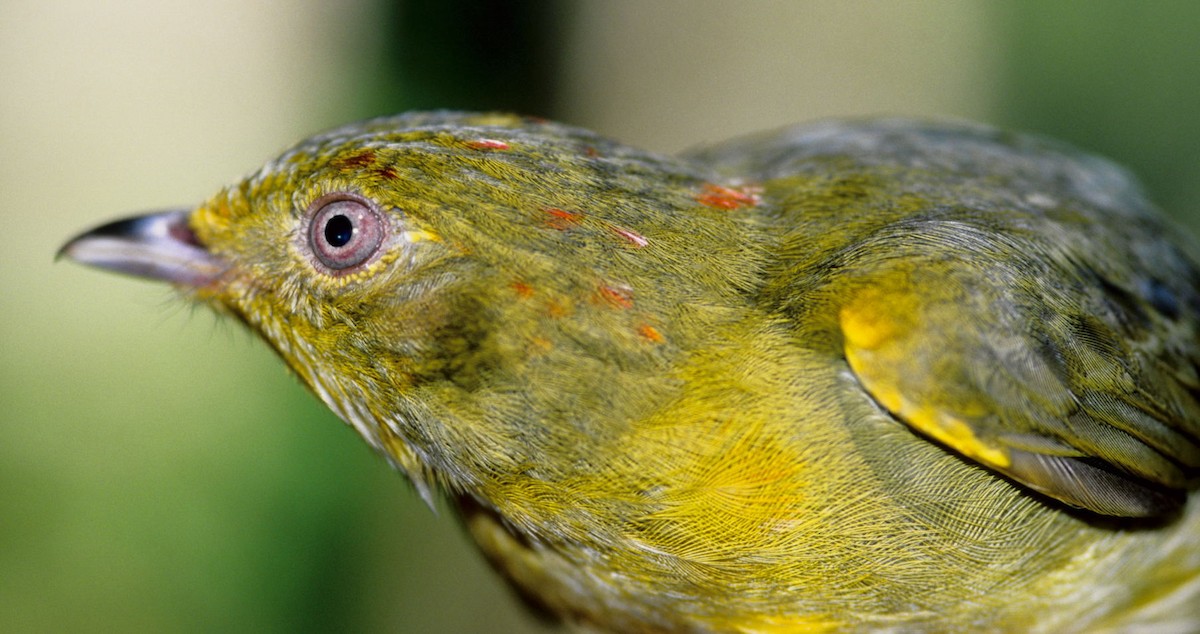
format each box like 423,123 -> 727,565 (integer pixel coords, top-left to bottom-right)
167,214 -> 205,249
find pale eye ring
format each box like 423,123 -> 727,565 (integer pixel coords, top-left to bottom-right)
306,193 -> 386,273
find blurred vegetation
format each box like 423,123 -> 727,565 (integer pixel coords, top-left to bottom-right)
994,1 -> 1200,228
3,1 -> 1199,633
372,0 -> 566,115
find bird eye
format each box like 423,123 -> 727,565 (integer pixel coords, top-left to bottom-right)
306,194 -> 386,273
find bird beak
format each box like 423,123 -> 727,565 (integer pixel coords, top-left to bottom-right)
59,209 -> 227,288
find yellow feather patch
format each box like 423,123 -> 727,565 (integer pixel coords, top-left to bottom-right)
841,289 -> 1011,470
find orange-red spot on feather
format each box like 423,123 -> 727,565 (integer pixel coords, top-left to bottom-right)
610,226 -> 648,248
598,284 -> 634,309
544,207 -> 582,230
467,139 -> 511,151
510,281 -> 535,298
376,166 -> 399,180
697,183 -> 762,210
546,299 -> 570,319
338,150 -> 376,168
638,324 -> 664,343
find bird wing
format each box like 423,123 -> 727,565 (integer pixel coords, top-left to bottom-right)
834,219 -> 1200,518
690,118 -> 1200,518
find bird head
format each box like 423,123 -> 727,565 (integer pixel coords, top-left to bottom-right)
60,111 -> 757,501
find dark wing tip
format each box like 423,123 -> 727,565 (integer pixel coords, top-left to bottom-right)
1007,449 -> 1185,518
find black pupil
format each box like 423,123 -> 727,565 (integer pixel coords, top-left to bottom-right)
324,214 -> 354,247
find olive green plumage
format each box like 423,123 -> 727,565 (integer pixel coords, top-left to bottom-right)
63,112 -> 1200,632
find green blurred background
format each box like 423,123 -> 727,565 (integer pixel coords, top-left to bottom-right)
3,1 -> 1199,631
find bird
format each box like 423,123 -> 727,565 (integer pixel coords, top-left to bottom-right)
61,112 -> 1200,632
